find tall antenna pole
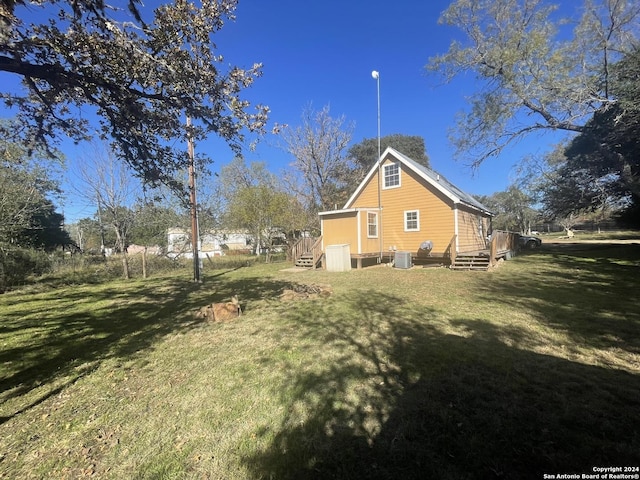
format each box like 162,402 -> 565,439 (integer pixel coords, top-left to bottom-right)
187,116 -> 201,283
372,70 -> 382,262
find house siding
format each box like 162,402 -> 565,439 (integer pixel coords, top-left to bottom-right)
456,206 -> 490,252
350,158 -> 455,254
321,211 -> 360,253
359,210 -> 381,254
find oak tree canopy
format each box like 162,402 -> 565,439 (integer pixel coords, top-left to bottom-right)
0,0 -> 268,190
540,47 -> 640,223
428,0 -> 639,167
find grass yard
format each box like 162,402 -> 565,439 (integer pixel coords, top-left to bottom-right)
1,242 -> 639,479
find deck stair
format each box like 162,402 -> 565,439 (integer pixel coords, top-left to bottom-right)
450,252 -> 491,271
295,252 -> 318,268
292,236 -> 323,269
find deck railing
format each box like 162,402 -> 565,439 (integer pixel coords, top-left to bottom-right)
444,234 -> 457,265
290,236 -> 323,269
309,236 -> 323,269
493,230 -> 518,251
489,230 -> 519,265
290,237 -> 314,262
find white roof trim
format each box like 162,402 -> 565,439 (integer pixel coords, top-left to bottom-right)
318,207 -> 382,216
343,154 -> 384,208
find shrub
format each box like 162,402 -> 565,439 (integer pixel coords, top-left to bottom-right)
201,254 -> 260,270
0,248 -> 52,291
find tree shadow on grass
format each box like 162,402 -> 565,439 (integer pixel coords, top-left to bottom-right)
478,243 -> 640,355
242,290 -> 640,480
0,273 -> 294,423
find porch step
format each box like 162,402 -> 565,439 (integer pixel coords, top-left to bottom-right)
295,253 -> 316,268
450,254 -> 491,271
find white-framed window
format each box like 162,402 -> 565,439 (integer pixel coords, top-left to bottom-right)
383,162 -> 400,189
404,210 -> 420,232
367,212 -> 378,238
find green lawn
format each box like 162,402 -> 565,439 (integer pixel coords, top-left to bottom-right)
1,243 -> 639,479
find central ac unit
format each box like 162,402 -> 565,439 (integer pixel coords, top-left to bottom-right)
394,251 -> 412,269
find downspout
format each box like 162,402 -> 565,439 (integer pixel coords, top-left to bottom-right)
378,164 -> 383,262
357,210 -> 362,254
453,205 -> 459,254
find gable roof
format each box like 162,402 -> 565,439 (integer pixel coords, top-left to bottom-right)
344,146 -> 493,216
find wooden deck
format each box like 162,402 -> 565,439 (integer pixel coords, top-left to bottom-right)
316,247 -> 515,271
301,231 -> 520,271
345,231 -> 519,271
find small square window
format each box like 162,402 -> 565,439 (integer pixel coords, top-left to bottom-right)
405,210 -> 419,231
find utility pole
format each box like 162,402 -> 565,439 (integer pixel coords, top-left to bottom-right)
187,116 -> 201,283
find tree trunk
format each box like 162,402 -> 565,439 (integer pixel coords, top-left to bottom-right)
0,249 -> 6,293
254,230 -> 261,256
114,229 -> 130,279
121,252 -> 130,279
142,246 -> 148,279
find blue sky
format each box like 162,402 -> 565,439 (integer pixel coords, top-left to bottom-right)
3,0 -> 578,222
196,0 -> 570,195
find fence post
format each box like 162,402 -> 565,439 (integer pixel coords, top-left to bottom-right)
490,235 -> 497,266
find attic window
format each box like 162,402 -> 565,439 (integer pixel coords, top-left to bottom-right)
383,162 -> 400,189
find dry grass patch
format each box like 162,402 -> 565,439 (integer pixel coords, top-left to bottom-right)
1,245 -> 639,479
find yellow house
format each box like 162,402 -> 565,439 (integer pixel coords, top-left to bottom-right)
318,147 -> 494,268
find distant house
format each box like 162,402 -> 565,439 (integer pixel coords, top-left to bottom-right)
167,228 -> 252,258
316,147 -> 496,268
127,244 -> 162,255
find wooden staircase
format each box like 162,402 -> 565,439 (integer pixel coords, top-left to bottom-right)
450,252 -> 491,271
295,252 -> 317,268
292,236 -> 323,269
